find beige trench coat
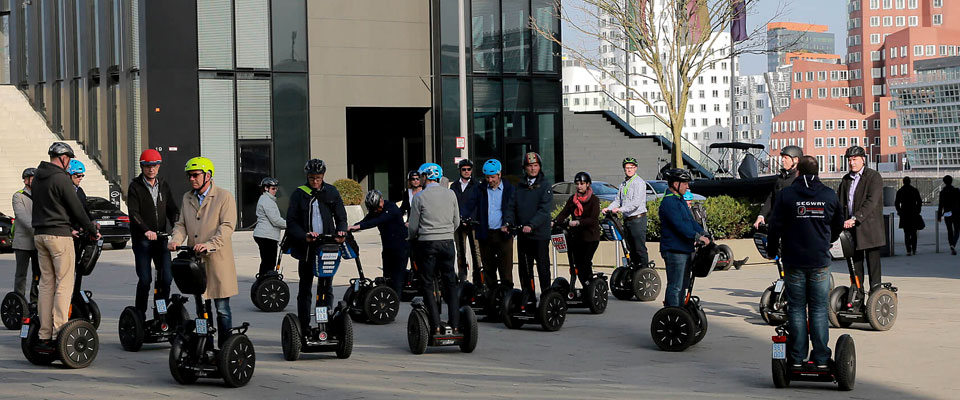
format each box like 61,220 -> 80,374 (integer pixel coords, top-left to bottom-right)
171,184 -> 238,299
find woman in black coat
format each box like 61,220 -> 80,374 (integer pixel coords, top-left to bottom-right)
895,176 -> 923,256
553,172 -> 601,286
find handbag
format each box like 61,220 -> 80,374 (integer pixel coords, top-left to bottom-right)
917,216 -> 926,231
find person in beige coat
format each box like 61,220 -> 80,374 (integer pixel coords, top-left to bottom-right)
168,157 -> 238,346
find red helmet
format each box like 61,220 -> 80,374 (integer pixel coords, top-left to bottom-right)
139,149 -> 162,166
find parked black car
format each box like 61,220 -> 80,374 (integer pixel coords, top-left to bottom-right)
0,212 -> 13,253
87,197 -> 131,249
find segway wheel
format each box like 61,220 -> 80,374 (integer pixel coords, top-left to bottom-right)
21,317 -> 56,365
500,289 -> 525,330
169,334 -> 199,384
458,281 -> 476,307
865,288 -> 897,331
343,286 -> 367,323
716,244 -> 734,270
459,306 -> 478,353
254,277 -> 289,313
249,278 -> 262,307
650,307 -> 696,352
164,299 -> 192,334
407,309 -> 429,355
2,292 -> 28,330
835,334 -> 856,391
57,319 -> 99,369
335,312 -> 354,359
610,267 -> 633,300
538,291 -> 567,332
586,278 -> 609,314
691,306 -> 708,346
828,286 -> 854,328
486,284 -> 509,321
364,285 -> 399,325
76,298 -> 102,330
118,306 -> 146,352
758,285 -> 787,326
280,313 -> 302,361
220,334 -> 256,388
632,267 -> 662,302
771,359 -> 790,388
550,277 -> 571,297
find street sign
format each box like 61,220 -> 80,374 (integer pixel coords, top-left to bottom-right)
456,137 -> 466,149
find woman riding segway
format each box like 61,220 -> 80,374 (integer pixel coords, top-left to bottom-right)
551,171 -> 608,314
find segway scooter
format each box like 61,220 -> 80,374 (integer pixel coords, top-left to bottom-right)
549,220 -> 608,314
650,240 -> 719,352
457,218 -> 508,321
250,236 -> 291,312
755,225 -> 836,326
771,324 -> 856,390
605,212 -> 662,302
407,265 -> 479,354
499,226 -> 567,332
280,234 -> 353,361
341,232 -> 400,325
168,246 -> 255,387
20,235 -> 103,369
2,274 -> 38,330
828,230 -> 899,331
119,235 -> 191,351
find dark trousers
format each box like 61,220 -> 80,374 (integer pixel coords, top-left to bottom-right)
623,215 -> 650,267
14,249 -> 40,303
132,237 -> 172,315
382,246 -> 409,295
947,216 -> 960,248
455,225 -> 480,281
254,236 -> 278,277
297,257 -> 333,331
568,238 -> 600,287
903,229 -> 918,254
416,240 -> 459,329
517,238 -> 551,293
852,247 -> 882,291
478,230 -> 514,286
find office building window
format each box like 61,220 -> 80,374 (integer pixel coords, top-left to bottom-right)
272,0 -> 308,72
198,0 -> 234,70
472,0 -> 501,72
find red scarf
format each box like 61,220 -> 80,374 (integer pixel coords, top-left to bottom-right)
573,187 -> 593,217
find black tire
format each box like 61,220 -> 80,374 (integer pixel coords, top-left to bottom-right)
21,317 -> 56,365
538,291 -> 567,332
772,359 -> 791,388
651,307 -> 696,352
610,267 -> 633,300
459,306 -> 478,353
335,312 -> 354,359
249,278 -> 262,307
253,277 -> 289,313
280,313 -> 302,361
82,298 -> 101,330
57,319 -> 99,369
865,288 -> 897,331
407,309 -> 429,355
835,334 -> 856,391
110,241 -> 128,250
364,285 -> 399,325
118,306 -> 145,352
632,267 -> 662,302
691,306 -> 708,346
343,286 -> 366,323
759,285 -> 777,325
501,289 -> 525,330
828,286 -> 853,328
550,277 -> 570,297
220,334 -> 256,387
586,278 -> 609,314
485,284 -> 508,321
2,292 -> 27,330
169,334 -> 199,384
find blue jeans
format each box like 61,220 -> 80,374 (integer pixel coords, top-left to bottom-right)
784,267 -> 831,365
661,251 -> 692,307
132,237 -> 172,314
214,298 -> 232,347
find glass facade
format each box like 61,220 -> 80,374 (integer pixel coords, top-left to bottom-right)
890,65 -> 960,169
436,0 -> 562,184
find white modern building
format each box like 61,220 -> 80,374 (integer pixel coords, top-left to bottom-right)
734,74 -> 773,148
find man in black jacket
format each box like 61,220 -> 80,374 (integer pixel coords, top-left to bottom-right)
127,149 -> 180,315
286,159 -> 347,331
467,159 -> 516,287
767,156 -> 844,369
513,152 -> 554,296
895,176 -> 923,256
755,145 -> 803,229
450,159 -> 479,281
938,175 -> 960,255
32,142 -> 99,345
838,145 -> 885,291
349,189 -> 409,294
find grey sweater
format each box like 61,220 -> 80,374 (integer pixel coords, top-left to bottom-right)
253,192 -> 286,241
408,183 -> 460,241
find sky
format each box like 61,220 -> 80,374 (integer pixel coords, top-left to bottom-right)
562,0 -> 850,76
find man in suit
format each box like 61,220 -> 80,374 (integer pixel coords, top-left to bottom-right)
466,159 -> 516,287
450,159 -> 479,281
895,176 -> 923,256
838,146 -> 885,291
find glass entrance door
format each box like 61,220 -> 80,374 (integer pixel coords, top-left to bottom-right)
239,140 -> 272,229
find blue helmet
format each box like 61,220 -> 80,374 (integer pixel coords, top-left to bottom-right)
67,159 -> 86,175
482,159 -> 502,176
418,163 -> 443,181
683,191 -> 694,201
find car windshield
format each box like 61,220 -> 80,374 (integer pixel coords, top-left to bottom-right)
648,181 -> 668,194
592,183 -> 620,196
87,198 -> 116,211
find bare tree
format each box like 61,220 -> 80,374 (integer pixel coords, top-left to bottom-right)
534,0 -> 794,168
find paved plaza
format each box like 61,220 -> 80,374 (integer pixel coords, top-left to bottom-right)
0,207 -> 957,399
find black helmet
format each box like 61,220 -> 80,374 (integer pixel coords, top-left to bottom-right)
304,159 -> 326,175
260,177 -> 279,187
407,170 -> 420,181
574,171 -> 592,185
622,157 -> 639,167
458,159 -> 474,169
663,168 -> 693,183
364,189 -> 383,212
780,145 -> 803,159
22,168 -> 37,179
48,142 -> 75,158
845,145 -> 866,158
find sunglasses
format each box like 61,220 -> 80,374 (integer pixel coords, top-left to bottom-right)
409,177 -> 420,181
73,174 -> 85,178
187,172 -> 205,178
461,167 -> 472,171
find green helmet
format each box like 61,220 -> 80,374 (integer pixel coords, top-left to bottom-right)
622,157 -> 639,167
184,156 -> 215,177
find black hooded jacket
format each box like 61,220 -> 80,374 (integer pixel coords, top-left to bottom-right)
767,175 -> 844,269
285,182 -> 347,261
31,161 -> 97,236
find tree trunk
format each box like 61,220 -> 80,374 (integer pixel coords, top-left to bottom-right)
672,122 -> 683,169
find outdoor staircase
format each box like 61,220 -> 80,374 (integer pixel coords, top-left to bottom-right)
0,86 -> 111,216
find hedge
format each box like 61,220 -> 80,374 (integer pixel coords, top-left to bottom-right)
646,195 -> 758,240
332,178 -> 364,206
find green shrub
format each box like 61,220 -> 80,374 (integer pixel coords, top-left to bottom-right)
646,195 -> 758,241
333,178 -> 363,206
